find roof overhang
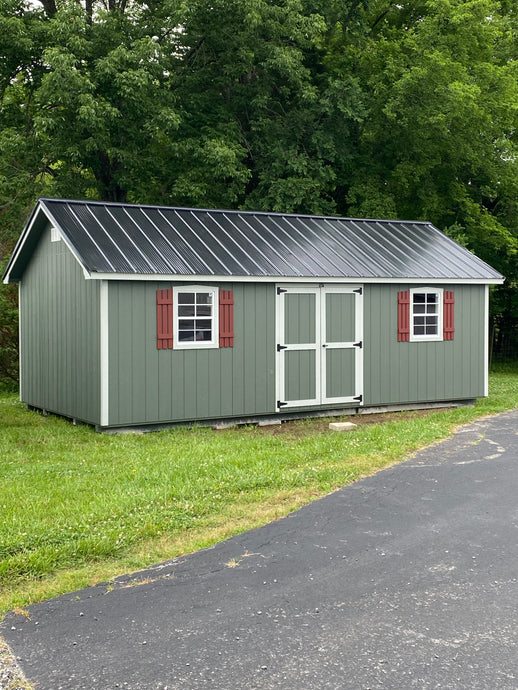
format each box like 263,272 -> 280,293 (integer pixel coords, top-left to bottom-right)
2,201 -> 89,284
84,271 -> 505,285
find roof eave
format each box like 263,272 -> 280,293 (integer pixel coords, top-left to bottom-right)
84,272 -> 505,285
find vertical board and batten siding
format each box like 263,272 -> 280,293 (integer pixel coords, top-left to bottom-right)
363,284 -> 486,405
107,281 -> 276,426
19,223 -> 101,423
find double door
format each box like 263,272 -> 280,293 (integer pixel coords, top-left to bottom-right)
276,284 -> 363,410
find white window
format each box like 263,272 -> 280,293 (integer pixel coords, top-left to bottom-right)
409,287 -> 443,342
173,286 -> 219,349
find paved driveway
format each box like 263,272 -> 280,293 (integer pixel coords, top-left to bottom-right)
2,410 -> 518,689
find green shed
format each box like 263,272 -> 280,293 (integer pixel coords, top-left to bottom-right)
3,199 -> 504,431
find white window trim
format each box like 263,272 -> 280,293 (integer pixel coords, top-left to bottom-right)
409,287 -> 443,342
173,285 -> 219,349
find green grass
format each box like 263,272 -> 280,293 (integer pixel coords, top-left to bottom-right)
1,363 -> 518,616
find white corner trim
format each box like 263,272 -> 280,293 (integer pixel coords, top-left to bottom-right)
18,283 -> 22,402
100,281 -> 109,427
484,285 -> 489,397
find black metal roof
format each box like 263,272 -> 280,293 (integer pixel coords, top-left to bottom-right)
3,198 -> 504,283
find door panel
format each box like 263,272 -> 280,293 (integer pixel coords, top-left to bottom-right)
325,292 -> 356,343
325,348 -> 356,400
276,285 -> 363,409
284,293 -> 316,345
284,350 -> 317,402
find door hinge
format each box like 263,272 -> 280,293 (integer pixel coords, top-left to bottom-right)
353,341 -> 363,349
353,287 -> 363,295
277,344 -> 288,352
353,394 -> 363,403
277,400 -> 288,408
277,287 -> 288,295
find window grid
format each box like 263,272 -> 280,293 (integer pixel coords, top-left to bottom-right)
177,291 -> 214,342
412,292 -> 438,336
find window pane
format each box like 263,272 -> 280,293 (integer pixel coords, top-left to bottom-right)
178,292 -> 194,304
425,316 -> 437,326
196,293 -> 212,305
195,329 -> 212,341
414,316 -> 425,326
413,294 -> 426,304
178,305 -> 195,316
414,326 -> 425,335
179,331 -> 194,341
426,293 -> 438,303
425,325 -> 437,334
179,319 -> 195,330
414,304 -> 426,314
196,305 -> 212,316
196,319 -> 212,330
426,304 -> 437,314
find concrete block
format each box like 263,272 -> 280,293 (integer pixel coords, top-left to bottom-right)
329,421 -> 357,432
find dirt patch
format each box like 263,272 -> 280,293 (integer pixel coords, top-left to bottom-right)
252,407 -> 454,439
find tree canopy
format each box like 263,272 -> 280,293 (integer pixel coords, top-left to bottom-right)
1,0 -> 518,381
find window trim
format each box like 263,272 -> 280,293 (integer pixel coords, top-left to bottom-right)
172,285 -> 219,349
409,287 -> 444,342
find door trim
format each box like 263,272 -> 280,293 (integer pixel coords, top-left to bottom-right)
276,283 -> 363,410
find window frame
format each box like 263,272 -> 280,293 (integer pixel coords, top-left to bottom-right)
173,285 -> 219,350
409,287 -> 444,342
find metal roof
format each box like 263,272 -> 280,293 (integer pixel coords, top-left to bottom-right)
3,198 -> 504,283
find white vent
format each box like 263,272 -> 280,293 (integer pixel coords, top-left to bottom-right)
50,226 -> 61,242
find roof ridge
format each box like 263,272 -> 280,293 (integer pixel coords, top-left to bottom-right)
38,198 -> 432,226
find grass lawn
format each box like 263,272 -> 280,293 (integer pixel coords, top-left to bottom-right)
1,362 -> 518,617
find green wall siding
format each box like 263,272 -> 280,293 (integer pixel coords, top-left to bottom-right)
19,224 -> 101,423
107,282 -> 276,426
363,284 -> 486,405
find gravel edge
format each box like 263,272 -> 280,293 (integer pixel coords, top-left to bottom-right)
0,638 -> 32,690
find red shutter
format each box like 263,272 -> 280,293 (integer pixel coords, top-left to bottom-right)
443,291 -> 455,341
219,290 -> 234,347
156,289 -> 173,349
397,291 -> 411,342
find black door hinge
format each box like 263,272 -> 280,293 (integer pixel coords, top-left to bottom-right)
277,287 -> 288,295
353,287 -> 363,295
277,344 -> 288,352
353,394 -> 363,403
277,400 -> 288,408
353,341 -> 363,349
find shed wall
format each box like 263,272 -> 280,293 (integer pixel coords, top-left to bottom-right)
19,224 -> 101,423
106,281 -> 276,426
363,283 -> 486,405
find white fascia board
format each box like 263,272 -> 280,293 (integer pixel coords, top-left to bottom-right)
2,205 -> 42,284
2,202 -> 90,284
85,272 -> 505,285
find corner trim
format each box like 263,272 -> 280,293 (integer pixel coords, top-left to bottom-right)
484,284 -> 489,397
100,280 -> 109,427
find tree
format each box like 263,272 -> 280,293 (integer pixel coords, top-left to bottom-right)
344,0 -> 518,352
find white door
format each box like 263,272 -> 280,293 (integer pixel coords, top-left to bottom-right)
275,284 -> 363,410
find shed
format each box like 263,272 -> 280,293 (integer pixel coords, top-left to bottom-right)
3,198 -> 504,431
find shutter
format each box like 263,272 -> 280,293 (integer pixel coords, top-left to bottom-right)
397,291 -> 411,342
156,289 -> 173,349
443,291 -> 455,341
219,290 -> 234,347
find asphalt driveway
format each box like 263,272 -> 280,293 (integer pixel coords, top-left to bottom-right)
2,409 -> 518,689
